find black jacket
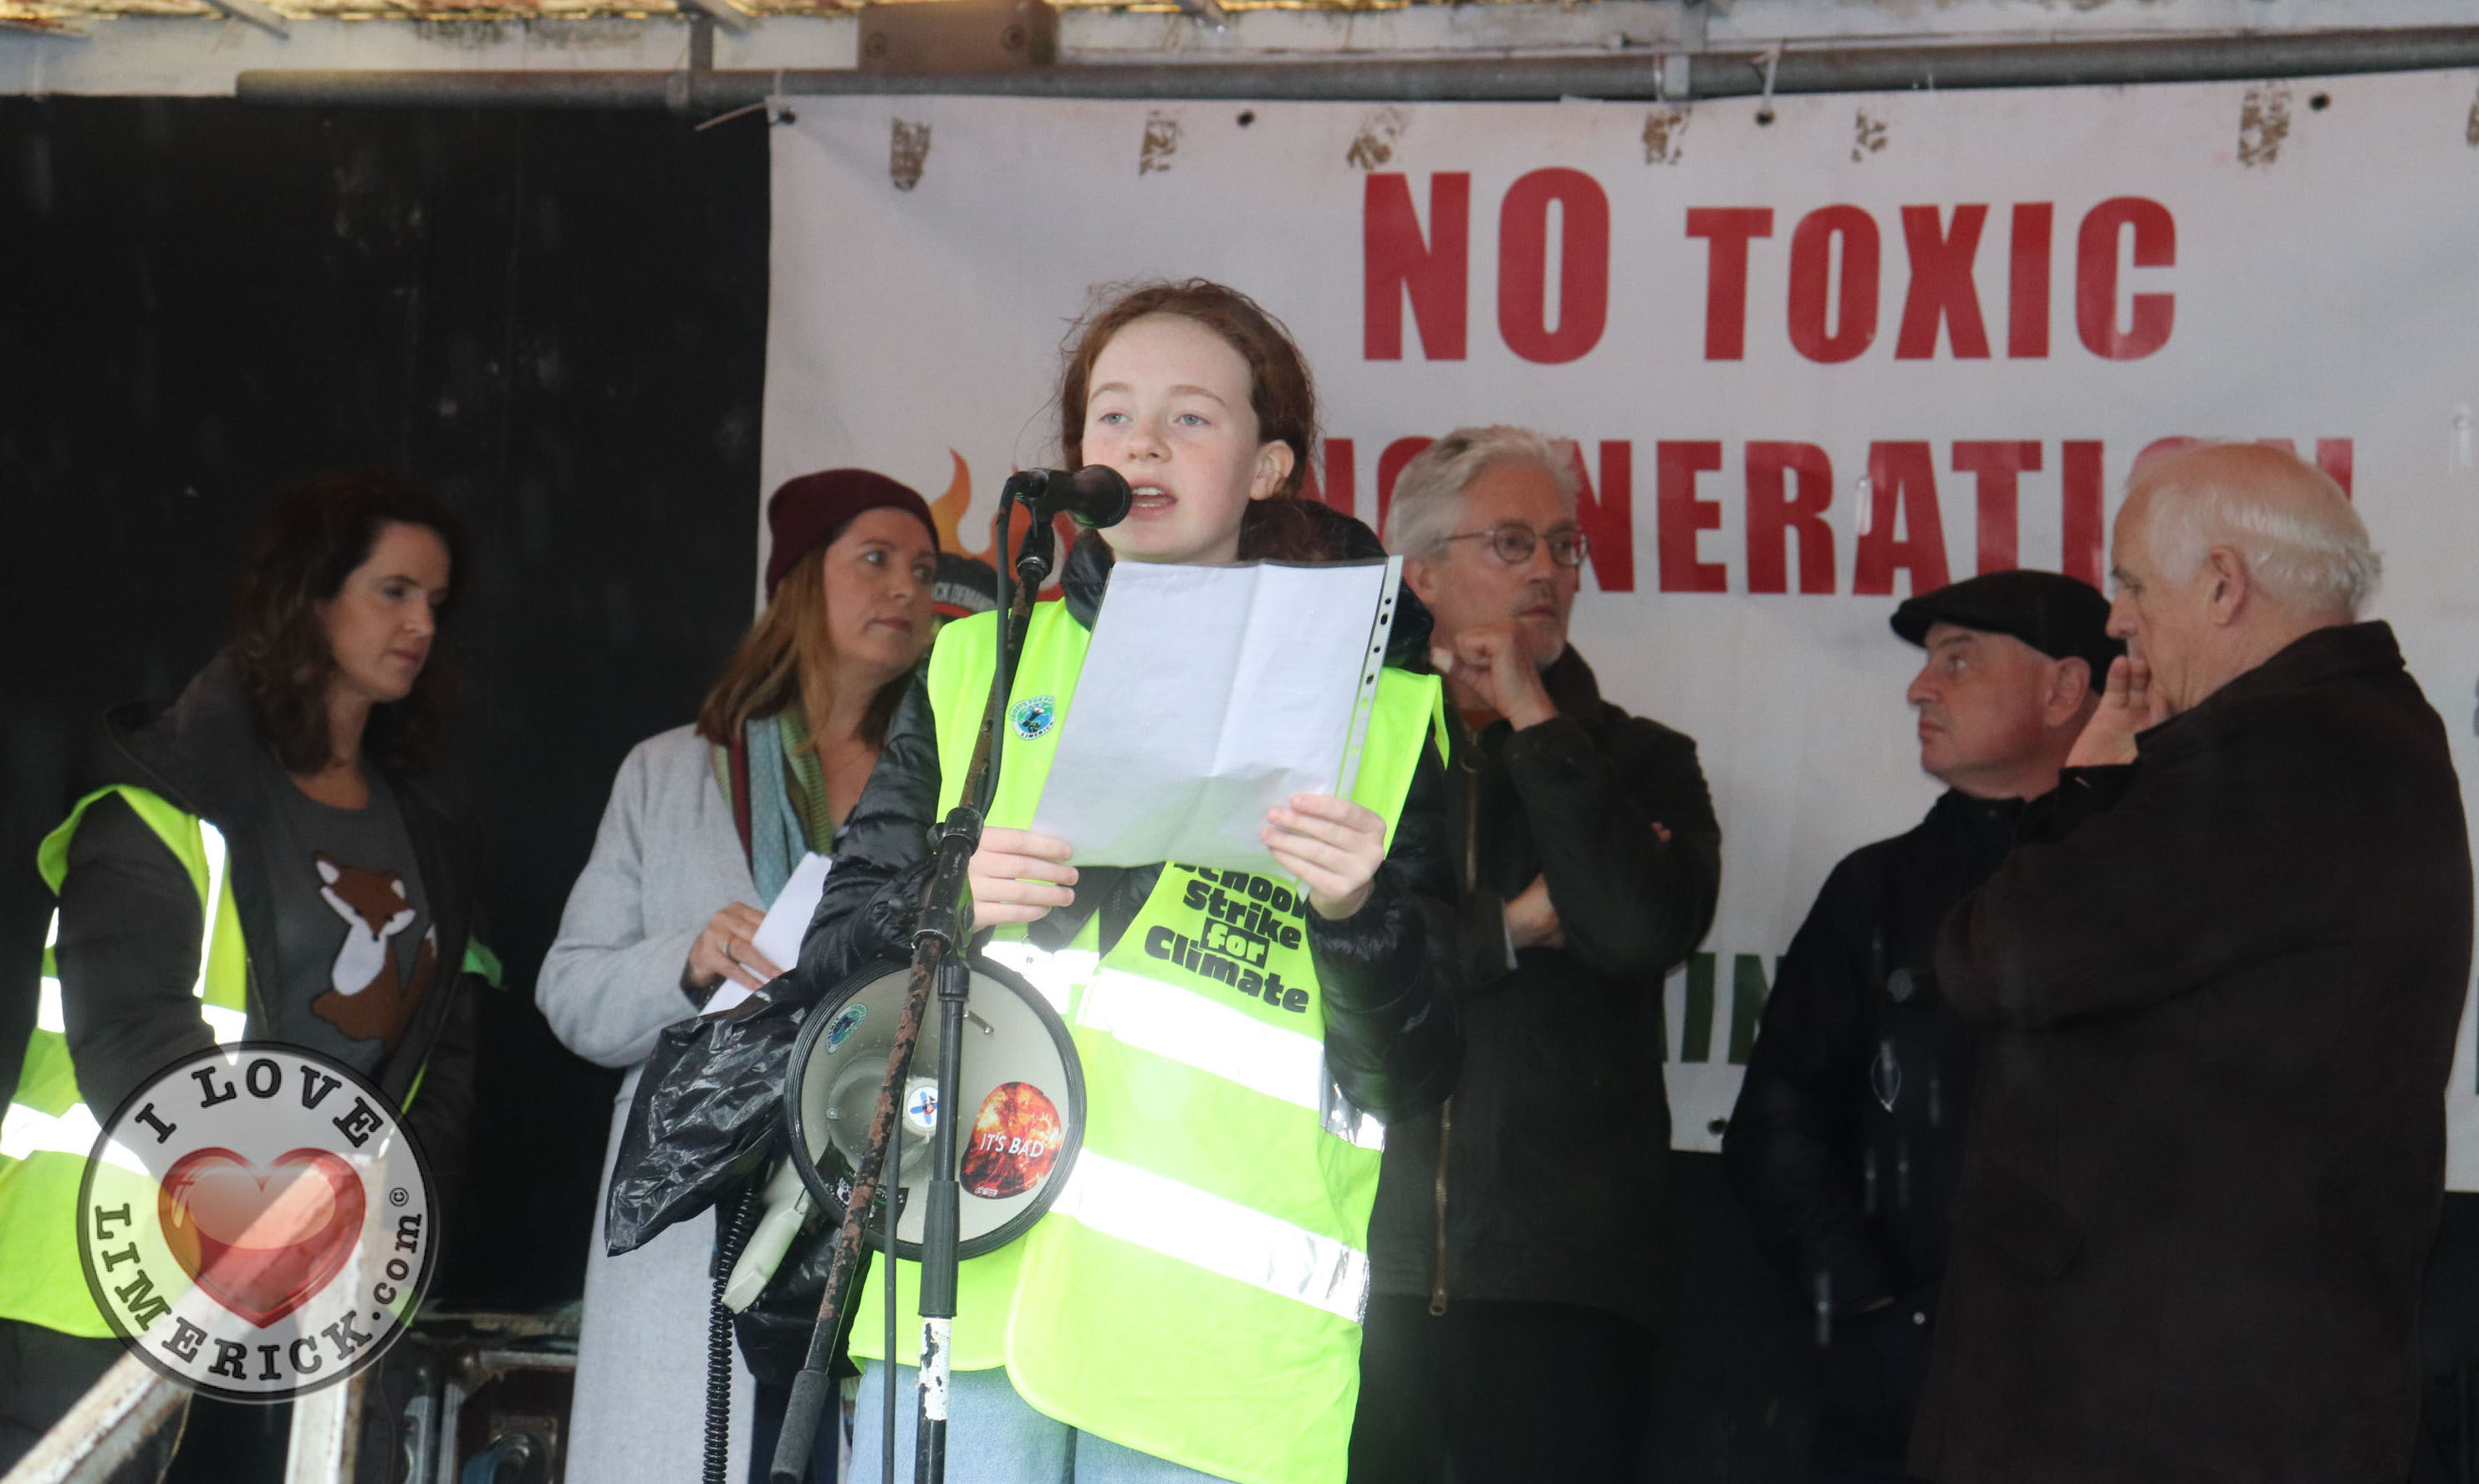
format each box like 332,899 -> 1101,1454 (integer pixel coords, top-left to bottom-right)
1722,788 -> 2021,1475
1911,621 -> 2473,1484
1723,788 -> 2022,1321
48,655 -> 485,1223
795,523 -> 1462,1123
1363,648 -> 1719,1328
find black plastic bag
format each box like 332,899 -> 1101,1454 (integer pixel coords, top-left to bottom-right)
603,983 -> 865,1388
604,995 -> 807,1257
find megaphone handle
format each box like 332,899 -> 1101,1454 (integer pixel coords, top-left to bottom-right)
723,1160 -> 812,1313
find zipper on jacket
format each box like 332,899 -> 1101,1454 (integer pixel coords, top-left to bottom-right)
1429,1096 -> 1453,1316
1431,726 -> 1482,1318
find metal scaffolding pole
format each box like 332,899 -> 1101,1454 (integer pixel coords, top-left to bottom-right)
232,24 -> 2479,110
0,1353 -> 186,1484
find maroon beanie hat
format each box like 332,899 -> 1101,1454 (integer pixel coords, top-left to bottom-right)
764,468 -> 940,599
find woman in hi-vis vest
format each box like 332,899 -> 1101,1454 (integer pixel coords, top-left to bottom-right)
0,472 -> 487,1481
795,280 -> 1463,1484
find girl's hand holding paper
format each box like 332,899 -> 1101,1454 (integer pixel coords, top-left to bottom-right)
968,826 -> 1078,930
1262,793 -> 1385,920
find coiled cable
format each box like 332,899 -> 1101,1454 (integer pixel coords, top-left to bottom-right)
707,1184 -> 763,1484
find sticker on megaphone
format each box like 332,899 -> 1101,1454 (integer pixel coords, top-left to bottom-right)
962,1083 -> 1065,1200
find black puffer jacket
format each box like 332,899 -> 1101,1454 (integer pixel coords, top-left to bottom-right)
1363,649 -> 1719,1328
796,517 -> 1462,1124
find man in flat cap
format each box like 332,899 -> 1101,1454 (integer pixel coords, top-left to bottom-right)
1904,443 -> 2472,1483
1726,568 -> 2118,1483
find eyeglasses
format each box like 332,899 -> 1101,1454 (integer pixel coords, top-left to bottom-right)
1438,523 -> 1591,569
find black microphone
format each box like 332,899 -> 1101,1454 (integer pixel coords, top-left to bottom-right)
1006,465 -> 1134,529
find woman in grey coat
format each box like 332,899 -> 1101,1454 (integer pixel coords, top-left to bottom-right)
538,470 -> 942,1482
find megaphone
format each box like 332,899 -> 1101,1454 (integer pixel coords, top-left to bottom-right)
783,954 -> 1084,1260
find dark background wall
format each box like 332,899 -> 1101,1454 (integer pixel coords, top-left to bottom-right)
0,95 -> 769,1309
0,91 -> 2472,1483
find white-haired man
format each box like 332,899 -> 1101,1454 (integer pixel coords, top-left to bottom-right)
1909,443 -> 2474,1483
1351,426 -> 1720,1483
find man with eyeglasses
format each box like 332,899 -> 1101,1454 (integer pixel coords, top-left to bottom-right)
1349,426 -> 1721,1484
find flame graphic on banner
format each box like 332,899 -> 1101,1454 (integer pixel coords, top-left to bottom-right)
930,451 -> 1079,597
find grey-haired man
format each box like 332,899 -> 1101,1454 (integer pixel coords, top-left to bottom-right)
1350,426 -> 1721,1484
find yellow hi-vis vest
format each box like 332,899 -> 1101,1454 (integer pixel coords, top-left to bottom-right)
0,785 -> 494,1339
850,598 -> 1444,1484
0,786 -> 248,1337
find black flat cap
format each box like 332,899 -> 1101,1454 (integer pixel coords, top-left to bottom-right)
1891,569 -> 2123,681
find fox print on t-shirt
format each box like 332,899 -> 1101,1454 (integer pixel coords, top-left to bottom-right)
310,851 -> 435,1051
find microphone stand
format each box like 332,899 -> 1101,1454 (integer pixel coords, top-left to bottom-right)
771,476 -> 1057,1484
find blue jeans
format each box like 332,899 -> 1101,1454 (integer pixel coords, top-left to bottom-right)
849,1363 -> 1232,1484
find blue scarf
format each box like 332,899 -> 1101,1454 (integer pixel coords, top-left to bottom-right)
742,713 -> 808,904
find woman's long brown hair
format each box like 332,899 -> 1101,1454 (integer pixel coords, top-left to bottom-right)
695,545 -> 910,752
229,469 -> 463,775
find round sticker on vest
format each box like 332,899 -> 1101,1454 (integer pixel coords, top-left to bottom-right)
960,1082 -> 1064,1200
76,1043 -> 436,1400
1009,696 -> 1058,740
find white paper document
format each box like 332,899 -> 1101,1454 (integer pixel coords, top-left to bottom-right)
1029,558 -> 1403,875
752,850 -> 833,970
701,850 -> 831,1021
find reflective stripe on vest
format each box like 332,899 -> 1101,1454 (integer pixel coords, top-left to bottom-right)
0,788 -> 249,1336
1045,1150 -> 1370,1322
981,933 -> 1387,1152
1081,964 -> 1384,1151
849,598 -> 1441,1484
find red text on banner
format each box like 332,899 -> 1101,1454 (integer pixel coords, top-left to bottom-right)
1318,435 -> 2350,598
1685,196 -> 2178,364
1367,179 -> 2178,365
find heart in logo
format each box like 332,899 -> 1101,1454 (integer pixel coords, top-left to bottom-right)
158,1148 -> 365,1328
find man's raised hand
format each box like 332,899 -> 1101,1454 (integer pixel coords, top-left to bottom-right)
2066,655 -> 2170,769
1432,624 -> 1557,731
